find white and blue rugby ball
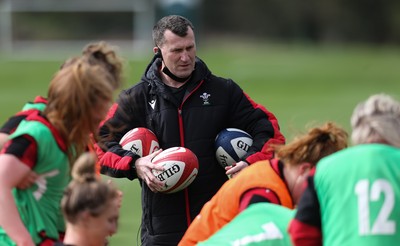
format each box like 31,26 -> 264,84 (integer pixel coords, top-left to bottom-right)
215,128 -> 253,168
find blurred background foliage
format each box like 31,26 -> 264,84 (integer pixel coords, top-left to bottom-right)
7,0 -> 400,45
201,0 -> 400,44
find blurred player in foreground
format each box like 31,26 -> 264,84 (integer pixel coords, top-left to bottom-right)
289,93 -> 400,245
179,122 -> 348,245
0,41 -> 123,188
0,44 -> 122,246
198,203 -> 295,246
55,152 -> 121,246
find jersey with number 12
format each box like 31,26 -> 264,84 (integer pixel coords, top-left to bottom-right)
315,143 -> 400,245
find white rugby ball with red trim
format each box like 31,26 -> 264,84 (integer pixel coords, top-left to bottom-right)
119,127 -> 160,157
151,147 -> 199,194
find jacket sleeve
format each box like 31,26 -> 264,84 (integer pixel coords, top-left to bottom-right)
288,170 -> 323,246
228,81 -> 285,164
95,90 -> 143,180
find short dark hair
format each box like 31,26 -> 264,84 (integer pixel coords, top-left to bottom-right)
152,15 -> 195,47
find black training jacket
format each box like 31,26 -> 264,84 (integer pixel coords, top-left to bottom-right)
96,56 -> 285,245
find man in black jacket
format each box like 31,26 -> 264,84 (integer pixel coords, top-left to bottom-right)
96,15 -> 285,245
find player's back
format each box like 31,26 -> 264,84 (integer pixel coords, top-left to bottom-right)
315,143 -> 400,246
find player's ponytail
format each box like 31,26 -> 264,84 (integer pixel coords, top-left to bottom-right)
273,122 -> 348,167
82,41 -> 125,90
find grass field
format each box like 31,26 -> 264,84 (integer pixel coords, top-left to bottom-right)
1,40 -> 399,245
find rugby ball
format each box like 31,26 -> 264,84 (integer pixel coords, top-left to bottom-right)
151,147 -> 199,194
215,128 -> 253,168
119,127 -> 160,157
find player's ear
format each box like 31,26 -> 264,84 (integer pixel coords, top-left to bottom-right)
154,47 -> 162,58
299,162 -> 312,175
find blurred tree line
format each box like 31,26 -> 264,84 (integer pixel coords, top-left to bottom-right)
201,0 -> 400,44
10,0 -> 400,45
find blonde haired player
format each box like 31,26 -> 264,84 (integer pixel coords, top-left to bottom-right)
56,152 -> 121,246
289,93 -> 400,245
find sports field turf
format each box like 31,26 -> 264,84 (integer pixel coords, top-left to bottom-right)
1,41 -> 399,245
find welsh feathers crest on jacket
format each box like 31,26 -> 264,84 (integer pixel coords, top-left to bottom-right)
200,92 -> 211,105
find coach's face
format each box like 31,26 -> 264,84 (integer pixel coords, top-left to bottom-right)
159,28 -> 196,80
